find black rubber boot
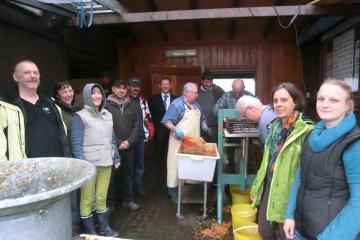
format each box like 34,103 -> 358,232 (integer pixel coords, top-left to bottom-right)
97,210 -> 119,237
81,215 -> 98,235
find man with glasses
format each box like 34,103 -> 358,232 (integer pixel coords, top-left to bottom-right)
236,95 -> 276,144
161,82 -> 211,202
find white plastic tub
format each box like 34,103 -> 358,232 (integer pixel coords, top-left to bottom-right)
176,143 -> 219,182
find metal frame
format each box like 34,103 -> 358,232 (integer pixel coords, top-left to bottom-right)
216,109 -> 258,224
176,180 -> 208,220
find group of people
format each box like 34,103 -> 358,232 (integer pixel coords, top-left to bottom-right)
0,60 -> 157,237
2,59 -> 359,239
237,80 -> 360,239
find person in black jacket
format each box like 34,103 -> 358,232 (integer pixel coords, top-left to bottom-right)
105,80 -> 141,211
148,77 -> 177,184
4,60 -> 70,158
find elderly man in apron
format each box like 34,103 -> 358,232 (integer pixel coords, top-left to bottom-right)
161,82 -> 212,202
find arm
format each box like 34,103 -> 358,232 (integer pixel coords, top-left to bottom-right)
71,115 -> 85,160
161,101 -> 181,127
162,102 -> 183,139
285,167 -> 301,219
283,167 -> 301,239
318,141 -> 360,240
0,107 -> 7,160
126,104 -> 140,146
212,93 -> 227,116
112,132 -> 121,167
196,102 -> 209,130
148,97 -> 155,120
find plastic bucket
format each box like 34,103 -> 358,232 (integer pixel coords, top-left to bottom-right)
231,204 -> 257,227
233,221 -> 261,240
230,185 -> 251,204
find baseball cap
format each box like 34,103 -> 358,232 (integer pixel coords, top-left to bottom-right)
112,80 -> 128,87
129,78 -> 141,86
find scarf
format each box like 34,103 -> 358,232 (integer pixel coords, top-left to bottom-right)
267,111 -> 298,180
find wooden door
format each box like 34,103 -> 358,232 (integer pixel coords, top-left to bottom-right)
151,65 -> 202,96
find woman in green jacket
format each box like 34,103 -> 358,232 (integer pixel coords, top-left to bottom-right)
250,82 -> 314,240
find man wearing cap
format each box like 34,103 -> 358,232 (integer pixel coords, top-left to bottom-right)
197,71 -> 224,144
106,80 -> 141,211
161,82 -> 211,202
129,77 -> 154,196
148,77 -> 177,184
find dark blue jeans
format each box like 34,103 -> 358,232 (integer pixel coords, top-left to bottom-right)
133,139 -> 145,188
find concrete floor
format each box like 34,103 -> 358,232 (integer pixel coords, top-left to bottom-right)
108,169 -> 233,240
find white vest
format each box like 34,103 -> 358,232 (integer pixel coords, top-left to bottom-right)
76,106 -> 114,167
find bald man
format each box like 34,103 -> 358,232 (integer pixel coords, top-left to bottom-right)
3,60 -> 70,158
213,79 -> 255,115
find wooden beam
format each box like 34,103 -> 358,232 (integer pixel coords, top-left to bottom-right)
189,0 -> 201,40
145,0 -> 168,41
262,0 -> 284,38
228,0 -> 241,39
91,5 -> 360,24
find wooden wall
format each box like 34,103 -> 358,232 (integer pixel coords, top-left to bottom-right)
118,40 -> 302,103
0,4 -> 68,93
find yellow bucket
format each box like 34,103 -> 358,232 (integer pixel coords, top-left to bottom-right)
233,221 -> 261,240
230,185 -> 251,204
231,204 -> 257,227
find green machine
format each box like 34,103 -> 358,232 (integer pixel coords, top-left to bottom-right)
216,109 -> 259,224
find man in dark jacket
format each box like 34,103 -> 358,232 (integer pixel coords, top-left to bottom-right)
197,71 -> 225,143
3,60 -> 70,158
148,77 -> 177,184
105,80 -> 141,211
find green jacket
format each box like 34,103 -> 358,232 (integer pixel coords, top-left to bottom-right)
250,113 -> 314,223
0,100 -> 26,160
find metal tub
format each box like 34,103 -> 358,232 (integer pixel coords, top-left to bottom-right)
0,157 -> 96,240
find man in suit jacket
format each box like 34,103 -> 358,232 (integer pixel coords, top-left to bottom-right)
148,78 -> 177,184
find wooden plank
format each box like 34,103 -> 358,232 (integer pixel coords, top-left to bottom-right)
92,5 -> 360,24
224,45 -> 231,66
211,45 -> 218,66
204,45 -> 211,66
230,44 -> 237,66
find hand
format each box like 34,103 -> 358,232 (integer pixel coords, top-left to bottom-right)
119,140 -> 130,150
114,162 -> 121,169
174,128 -> 184,140
204,127 -> 212,136
250,193 -> 256,202
144,138 -> 150,143
283,219 -> 296,239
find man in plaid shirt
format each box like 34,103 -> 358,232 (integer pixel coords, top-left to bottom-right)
213,79 -> 255,115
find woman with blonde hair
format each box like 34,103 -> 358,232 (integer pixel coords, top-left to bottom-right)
284,79 -> 360,239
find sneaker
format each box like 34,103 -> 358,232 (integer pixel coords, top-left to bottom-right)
122,201 -> 140,211
136,186 -> 147,196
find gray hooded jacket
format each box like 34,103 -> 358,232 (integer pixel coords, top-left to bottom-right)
71,83 -> 120,167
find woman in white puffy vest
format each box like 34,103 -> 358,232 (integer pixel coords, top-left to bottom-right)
71,83 -> 120,237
